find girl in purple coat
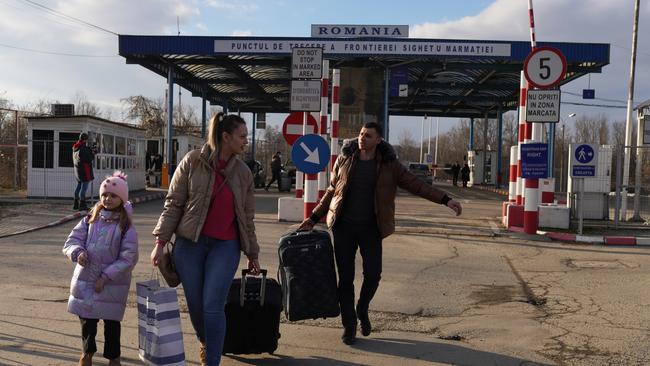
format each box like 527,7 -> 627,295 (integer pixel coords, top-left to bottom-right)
63,171 -> 139,366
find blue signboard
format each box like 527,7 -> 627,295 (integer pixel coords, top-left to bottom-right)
389,67 -> 409,97
571,143 -> 597,178
582,89 -> 595,99
291,134 -> 331,174
521,143 -> 548,179
574,144 -> 595,164
572,166 -> 595,177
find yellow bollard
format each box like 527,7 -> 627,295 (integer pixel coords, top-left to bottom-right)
161,164 -> 169,188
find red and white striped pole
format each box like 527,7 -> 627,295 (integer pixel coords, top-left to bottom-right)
516,72 -> 527,205
523,0 -> 540,234
304,111 -> 320,219
508,146 -> 517,202
330,69 -> 340,171
318,61 -> 330,199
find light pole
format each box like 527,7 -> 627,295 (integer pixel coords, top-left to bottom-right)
559,113 -> 576,194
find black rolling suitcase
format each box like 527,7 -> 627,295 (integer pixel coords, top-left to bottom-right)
278,230 -> 340,321
223,269 -> 282,355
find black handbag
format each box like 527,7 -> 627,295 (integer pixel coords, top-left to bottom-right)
158,241 -> 180,287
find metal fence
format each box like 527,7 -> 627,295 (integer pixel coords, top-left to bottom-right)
0,109 -> 29,192
613,146 -> 650,225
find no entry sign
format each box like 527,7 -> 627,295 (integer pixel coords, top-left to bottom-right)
282,112 -> 318,146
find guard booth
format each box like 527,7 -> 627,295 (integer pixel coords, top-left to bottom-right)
26,115 -> 146,198
468,150 -> 498,186
146,134 -> 204,172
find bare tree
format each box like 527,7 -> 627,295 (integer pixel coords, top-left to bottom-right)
71,92 -> 103,117
121,96 -> 165,137
572,114 -> 609,145
395,129 -> 419,163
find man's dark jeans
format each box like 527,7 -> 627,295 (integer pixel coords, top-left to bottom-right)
332,220 -> 382,328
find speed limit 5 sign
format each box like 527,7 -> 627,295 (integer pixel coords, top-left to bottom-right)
524,47 -> 567,89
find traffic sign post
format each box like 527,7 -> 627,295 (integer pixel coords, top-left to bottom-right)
570,143 -> 598,178
521,47 -> 567,235
570,143 -> 598,235
526,89 -> 560,123
520,143 -> 548,179
291,134 -> 331,175
291,48 -> 323,79
523,47 -> 567,89
282,112 -> 317,145
290,80 -> 321,111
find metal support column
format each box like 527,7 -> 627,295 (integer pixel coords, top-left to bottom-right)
548,122 -> 555,177
167,66 -> 174,185
469,118 -> 474,150
497,109 -> 503,188
201,88 -> 207,139
383,67 -> 390,142
251,113 -> 256,162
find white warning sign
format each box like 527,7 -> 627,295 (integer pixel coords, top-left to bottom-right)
526,89 -> 561,123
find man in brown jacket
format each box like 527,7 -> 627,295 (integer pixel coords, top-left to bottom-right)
299,122 -> 461,345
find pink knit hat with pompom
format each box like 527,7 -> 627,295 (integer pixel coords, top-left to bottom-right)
100,171 -> 129,203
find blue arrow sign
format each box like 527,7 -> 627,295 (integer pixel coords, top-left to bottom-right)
291,134 -> 331,174
575,144 -> 595,164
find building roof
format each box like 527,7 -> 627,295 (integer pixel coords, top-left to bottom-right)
27,115 -> 145,131
119,35 -> 610,118
634,99 -> 650,111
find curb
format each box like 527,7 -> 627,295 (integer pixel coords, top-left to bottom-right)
508,227 -> 649,247
471,185 -> 508,196
0,192 -> 165,239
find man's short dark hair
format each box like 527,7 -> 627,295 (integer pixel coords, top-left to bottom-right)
362,122 -> 383,137
79,132 -> 88,141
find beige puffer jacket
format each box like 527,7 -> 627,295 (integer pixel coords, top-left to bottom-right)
152,144 -> 259,259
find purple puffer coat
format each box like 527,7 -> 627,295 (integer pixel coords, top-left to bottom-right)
62,209 -> 138,321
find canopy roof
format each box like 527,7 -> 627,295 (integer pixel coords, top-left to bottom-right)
119,35 -> 609,118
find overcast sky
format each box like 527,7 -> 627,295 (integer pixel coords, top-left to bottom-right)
1,0 -> 648,142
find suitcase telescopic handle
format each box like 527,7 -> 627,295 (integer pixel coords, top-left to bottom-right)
240,269 -> 268,307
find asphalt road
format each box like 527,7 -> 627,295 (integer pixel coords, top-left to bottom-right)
2,191 -> 650,365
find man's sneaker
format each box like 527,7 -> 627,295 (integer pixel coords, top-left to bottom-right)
357,306 -> 372,337
341,325 -> 357,345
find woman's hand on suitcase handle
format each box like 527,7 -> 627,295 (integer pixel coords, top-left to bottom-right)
247,257 -> 261,275
298,218 -> 315,231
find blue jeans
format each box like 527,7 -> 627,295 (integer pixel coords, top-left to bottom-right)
74,181 -> 89,199
174,235 -> 240,365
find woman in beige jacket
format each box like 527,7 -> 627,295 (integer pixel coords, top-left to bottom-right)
150,112 -> 260,366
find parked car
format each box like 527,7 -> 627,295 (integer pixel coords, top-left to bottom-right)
407,162 -> 433,185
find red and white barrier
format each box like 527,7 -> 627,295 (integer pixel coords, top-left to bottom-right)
330,69 -> 340,171
540,178 -> 555,204
318,61 -> 330,199
295,112 -> 308,199
523,178 -> 539,234
523,0 -> 540,235
516,73 -> 527,206
508,146 -> 517,202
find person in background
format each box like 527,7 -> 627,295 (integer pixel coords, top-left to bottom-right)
461,163 -> 470,188
73,133 -> 96,211
265,151 -> 283,191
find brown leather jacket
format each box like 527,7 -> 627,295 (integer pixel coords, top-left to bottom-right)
310,139 -> 450,239
152,144 -> 259,259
